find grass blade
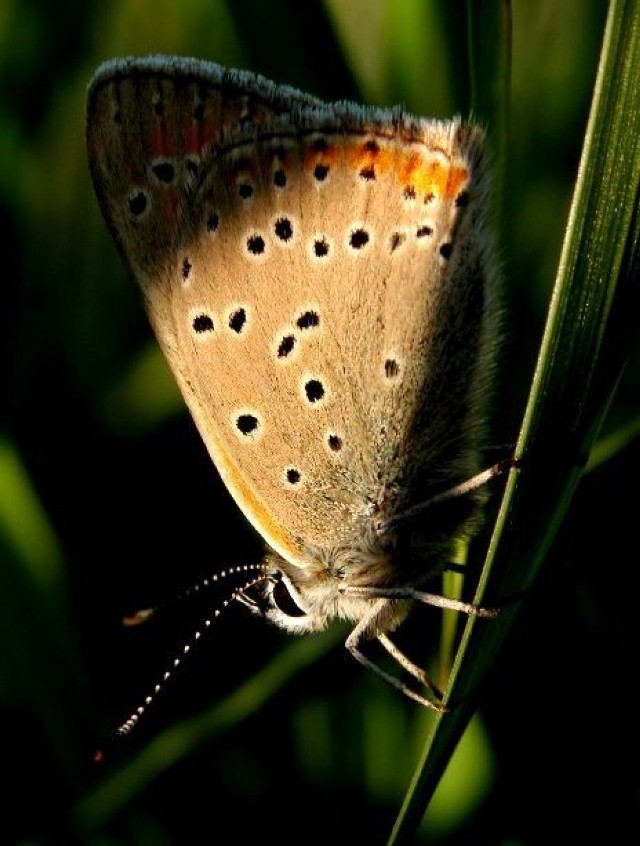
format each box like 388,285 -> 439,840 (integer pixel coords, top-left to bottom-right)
390,1 -> 640,840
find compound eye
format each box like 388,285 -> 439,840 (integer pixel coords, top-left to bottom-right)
272,579 -> 306,618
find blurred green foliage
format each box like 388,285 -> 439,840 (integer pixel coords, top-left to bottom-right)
1,1 -> 638,844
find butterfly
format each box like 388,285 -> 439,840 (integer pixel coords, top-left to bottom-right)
87,56 -> 508,723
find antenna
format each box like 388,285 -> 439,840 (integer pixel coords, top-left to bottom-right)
116,564 -> 270,735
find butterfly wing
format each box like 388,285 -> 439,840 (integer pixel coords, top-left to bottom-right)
87,56 -> 324,280
87,57 -> 495,570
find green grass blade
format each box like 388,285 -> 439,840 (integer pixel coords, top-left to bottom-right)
438,0 -> 512,686
389,1 -> 640,841
0,437 -> 89,785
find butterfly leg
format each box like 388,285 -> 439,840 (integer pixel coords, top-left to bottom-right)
345,599 -> 448,712
377,632 -> 443,700
379,458 -> 519,534
341,585 -> 500,618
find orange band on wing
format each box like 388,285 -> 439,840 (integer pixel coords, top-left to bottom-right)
398,154 -> 468,199
446,165 -> 470,198
208,435 -> 304,566
346,142 -> 394,178
302,138 -> 468,201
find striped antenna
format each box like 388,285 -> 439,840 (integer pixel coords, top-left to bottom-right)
116,565 -> 270,735
122,563 -> 269,626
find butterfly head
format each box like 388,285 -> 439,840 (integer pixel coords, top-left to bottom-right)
243,536 -> 408,635
253,568 -> 323,633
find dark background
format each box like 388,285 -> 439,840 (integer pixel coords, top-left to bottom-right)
2,1 -> 638,843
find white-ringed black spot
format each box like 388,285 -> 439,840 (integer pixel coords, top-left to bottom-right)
296,311 -> 319,330
305,379 -> 325,403
278,335 -> 296,358
313,237 -> 329,258
314,163 -> 329,181
207,212 -> 219,232
286,468 -> 301,485
193,314 -> 214,334
327,434 -> 343,452
128,191 -> 148,217
182,257 -> 192,280
239,183 -> 254,200
274,217 -> 293,242
236,414 -> 259,436
416,225 -> 433,238
229,308 -> 247,333
151,161 -> 175,183
247,234 -> 266,256
349,228 -> 370,250
440,242 -> 453,260
384,359 -> 400,379
274,169 -> 287,187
